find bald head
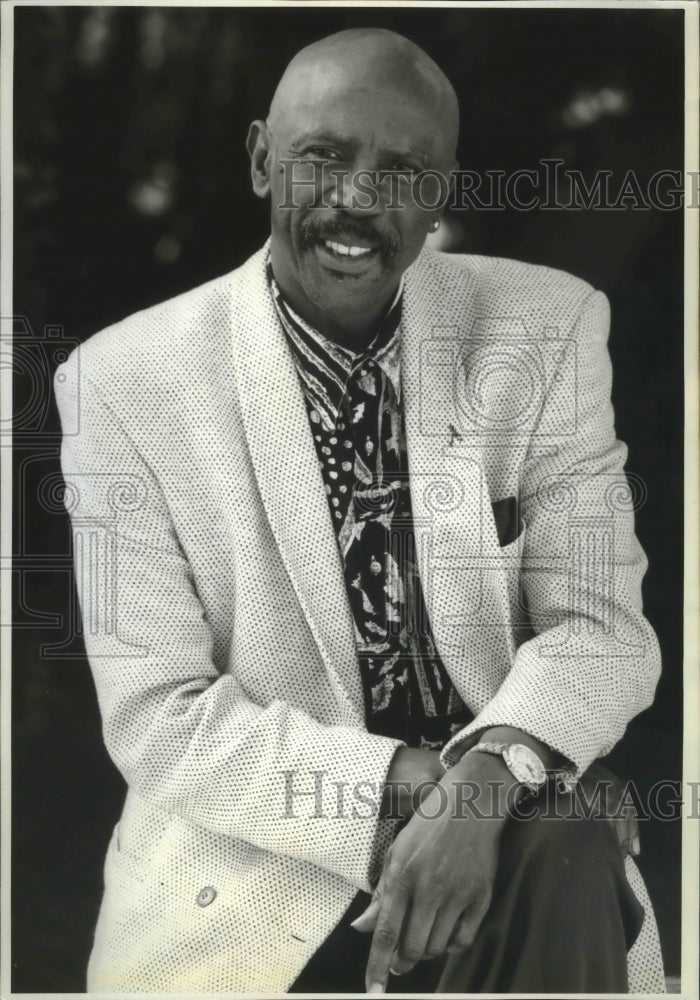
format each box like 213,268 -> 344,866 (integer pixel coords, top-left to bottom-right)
268,29 -> 459,167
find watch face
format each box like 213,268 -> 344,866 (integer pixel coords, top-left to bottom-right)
504,744 -> 547,787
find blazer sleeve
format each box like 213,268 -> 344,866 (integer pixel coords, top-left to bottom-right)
54,351 -> 402,892
441,288 -> 662,774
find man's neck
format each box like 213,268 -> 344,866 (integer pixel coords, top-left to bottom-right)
309,308 -> 392,352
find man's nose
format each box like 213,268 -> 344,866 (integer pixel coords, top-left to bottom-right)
325,162 -> 385,218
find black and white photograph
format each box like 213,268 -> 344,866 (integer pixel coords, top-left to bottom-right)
2,2 -> 698,996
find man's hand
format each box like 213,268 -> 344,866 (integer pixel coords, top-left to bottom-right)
584,762 -> 640,858
353,750 -> 516,993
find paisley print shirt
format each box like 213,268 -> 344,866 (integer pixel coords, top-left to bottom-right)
267,262 -> 473,749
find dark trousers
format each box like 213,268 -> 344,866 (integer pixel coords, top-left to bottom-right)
289,783 -> 644,994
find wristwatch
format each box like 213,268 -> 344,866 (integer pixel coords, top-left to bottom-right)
470,741 -> 548,796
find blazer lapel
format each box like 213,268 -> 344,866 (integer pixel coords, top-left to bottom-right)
230,247 -> 365,725
401,255 -> 516,697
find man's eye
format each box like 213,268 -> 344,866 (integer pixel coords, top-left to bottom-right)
382,164 -> 417,176
306,147 -> 341,160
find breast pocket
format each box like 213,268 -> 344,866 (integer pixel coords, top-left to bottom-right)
491,495 -> 523,548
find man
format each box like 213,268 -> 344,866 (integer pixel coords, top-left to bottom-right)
55,28 -> 664,994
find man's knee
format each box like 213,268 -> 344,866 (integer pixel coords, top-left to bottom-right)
502,787 -> 621,879
487,787 -> 645,966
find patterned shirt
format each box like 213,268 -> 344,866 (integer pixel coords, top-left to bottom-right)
267,263 -> 473,750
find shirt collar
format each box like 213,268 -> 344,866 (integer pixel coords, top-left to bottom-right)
266,257 -> 403,426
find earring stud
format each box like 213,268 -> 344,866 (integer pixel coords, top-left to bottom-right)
431,219 -> 441,232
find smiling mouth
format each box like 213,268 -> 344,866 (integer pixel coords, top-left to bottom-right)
323,239 -> 375,258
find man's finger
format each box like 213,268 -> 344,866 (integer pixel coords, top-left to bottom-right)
351,871 -> 386,933
364,881 -> 410,993
630,815 -> 640,856
445,889 -> 491,953
610,801 -> 640,856
388,895 -> 437,975
622,813 -> 640,857
446,914 -> 478,953
350,894 -> 381,933
425,901 -> 465,959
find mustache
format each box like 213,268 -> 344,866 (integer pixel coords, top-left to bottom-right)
300,216 -> 401,262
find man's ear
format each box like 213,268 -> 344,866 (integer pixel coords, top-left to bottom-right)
246,120 -> 273,198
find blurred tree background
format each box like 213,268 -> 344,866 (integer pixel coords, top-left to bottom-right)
12,5 -> 684,991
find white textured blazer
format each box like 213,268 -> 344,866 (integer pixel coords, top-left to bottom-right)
55,243 -> 665,993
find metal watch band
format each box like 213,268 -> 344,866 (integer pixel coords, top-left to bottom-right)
471,741 -> 547,794
470,742 -> 579,795
471,741 -> 511,756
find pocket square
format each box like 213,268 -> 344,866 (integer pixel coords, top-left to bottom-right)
491,495 -> 523,547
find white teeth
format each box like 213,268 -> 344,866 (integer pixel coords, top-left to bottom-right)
324,240 -> 372,257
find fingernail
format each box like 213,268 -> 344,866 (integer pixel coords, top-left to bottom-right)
369,983 -> 384,994
632,836 -> 640,856
389,967 -> 401,976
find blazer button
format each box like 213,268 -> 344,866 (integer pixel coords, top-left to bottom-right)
196,886 -> 217,907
